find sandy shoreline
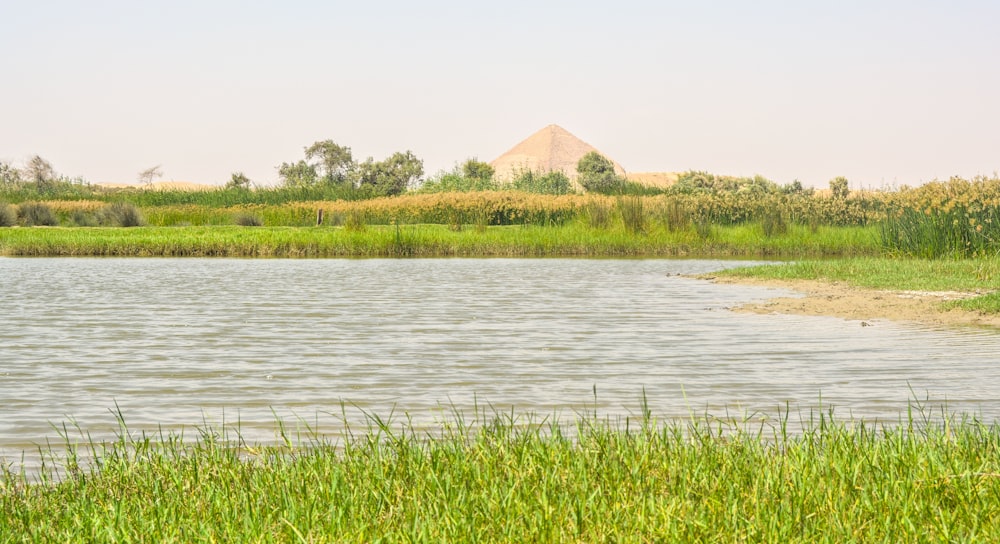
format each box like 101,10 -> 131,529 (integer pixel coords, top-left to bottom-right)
706,276 -> 1000,329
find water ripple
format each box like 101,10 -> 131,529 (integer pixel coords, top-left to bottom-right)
2,257 -> 999,461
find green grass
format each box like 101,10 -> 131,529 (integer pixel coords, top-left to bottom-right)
0,223 -> 879,258
718,257 -> 999,291
4,404 -> 1000,542
717,257 -> 1000,314
946,291 -> 1000,314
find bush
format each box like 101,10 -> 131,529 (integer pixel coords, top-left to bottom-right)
344,210 -> 367,232
71,210 -> 98,227
577,152 -> 625,194
419,170 -> 498,193
234,213 -> 264,227
0,203 -> 16,226
509,170 -> 572,195
17,202 -> 58,226
671,171 -> 780,195
101,202 -> 145,227
830,177 -> 850,199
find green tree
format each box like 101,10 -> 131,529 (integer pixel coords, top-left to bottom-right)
829,176 -> 849,199
305,140 -> 354,184
277,160 -> 319,187
577,152 -> 624,194
462,159 -> 494,182
355,151 -> 423,196
226,172 -> 252,189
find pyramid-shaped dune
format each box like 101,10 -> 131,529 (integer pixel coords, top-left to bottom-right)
490,125 -> 626,182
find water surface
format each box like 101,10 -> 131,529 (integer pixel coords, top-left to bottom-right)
3,258 -> 999,461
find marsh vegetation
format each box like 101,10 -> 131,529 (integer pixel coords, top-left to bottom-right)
3,402 -> 1000,542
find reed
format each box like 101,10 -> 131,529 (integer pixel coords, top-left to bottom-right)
5,176 -> 997,259
3,403 -> 999,542
0,224 -> 880,258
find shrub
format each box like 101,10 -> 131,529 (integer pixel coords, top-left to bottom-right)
71,210 -> 98,227
509,170 -> 572,195
102,202 -> 145,227
234,213 -> 264,227
17,202 -> 58,226
577,152 -> 625,194
830,177 -> 850,199
344,210 -> 367,232
462,159 -> 495,182
419,170 -> 497,193
0,203 -> 16,226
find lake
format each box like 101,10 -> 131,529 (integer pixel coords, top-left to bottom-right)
2,258 -> 999,465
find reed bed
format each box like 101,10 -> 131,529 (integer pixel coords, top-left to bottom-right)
4,176 -> 998,258
3,404 -> 1000,542
0,224 -> 879,258
878,178 -> 1000,258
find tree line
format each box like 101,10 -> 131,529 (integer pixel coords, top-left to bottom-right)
2,142 -> 856,200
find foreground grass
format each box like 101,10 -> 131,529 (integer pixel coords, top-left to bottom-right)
717,257 -> 1000,314
0,223 -> 878,258
3,406 -> 1000,542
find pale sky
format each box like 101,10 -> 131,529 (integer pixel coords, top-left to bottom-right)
2,1 -> 998,188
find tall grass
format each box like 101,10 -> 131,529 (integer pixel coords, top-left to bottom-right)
876,176 -> 1000,257
880,206 -> 1000,258
3,403 -> 1000,541
0,224 -> 880,258
5,177 -> 999,259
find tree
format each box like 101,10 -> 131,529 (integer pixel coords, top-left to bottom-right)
829,176 -> 849,199
278,160 -> 319,187
462,158 -> 494,182
577,152 -> 624,194
25,155 -> 55,184
138,165 -> 163,186
0,161 -> 21,185
24,155 -> 56,192
355,151 -> 424,196
226,172 -> 252,189
304,140 -> 354,184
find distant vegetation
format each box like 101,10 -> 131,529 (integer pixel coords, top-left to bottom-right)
1,149 -> 998,259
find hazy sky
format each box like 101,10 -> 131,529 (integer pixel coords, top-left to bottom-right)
2,1 -> 998,188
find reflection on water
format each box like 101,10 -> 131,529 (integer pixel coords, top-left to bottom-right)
2,257 -> 999,461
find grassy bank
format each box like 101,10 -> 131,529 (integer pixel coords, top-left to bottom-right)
3,406 -> 1000,541
717,257 -> 1000,313
0,223 -> 878,258
3,176 -> 998,257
